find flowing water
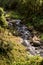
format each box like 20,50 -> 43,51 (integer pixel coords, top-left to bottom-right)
8,19 -> 43,56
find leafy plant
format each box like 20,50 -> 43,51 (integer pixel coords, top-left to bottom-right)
0,7 -> 8,28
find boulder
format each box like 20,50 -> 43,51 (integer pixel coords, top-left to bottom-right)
32,36 -> 41,47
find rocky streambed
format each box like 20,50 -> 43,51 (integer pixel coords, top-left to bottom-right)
7,18 -> 43,56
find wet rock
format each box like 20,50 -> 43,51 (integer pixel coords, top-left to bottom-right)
8,32 -> 12,36
22,40 -> 30,47
33,42 -> 41,47
26,47 -> 37,55
40,50 -> 43,56
40,46 -> 43,49
6,17 -> 11,21
32,36 -> 41,47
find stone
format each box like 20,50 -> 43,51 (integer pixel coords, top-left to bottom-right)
32,36 -> 41,46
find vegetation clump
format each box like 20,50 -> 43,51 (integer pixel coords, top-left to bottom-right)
0,7 -> 8,28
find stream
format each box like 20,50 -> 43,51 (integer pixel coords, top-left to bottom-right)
8,19 -> 43,56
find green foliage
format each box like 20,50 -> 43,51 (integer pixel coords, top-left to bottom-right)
0,0 -> 43,15
0,7 -> 8,28
2,0 -> 42,31
0,7 -> 4,16
31,15 -> 43,30
6,11 -> 23,19
11,55 -> 43,65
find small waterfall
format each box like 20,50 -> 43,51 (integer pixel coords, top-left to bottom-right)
8,19 -> 43,56
15,20 -> 39,55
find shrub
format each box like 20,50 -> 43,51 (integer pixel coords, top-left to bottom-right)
0,7 -> 8,28
32,15 -> 43,31
0,7 -> 4,16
